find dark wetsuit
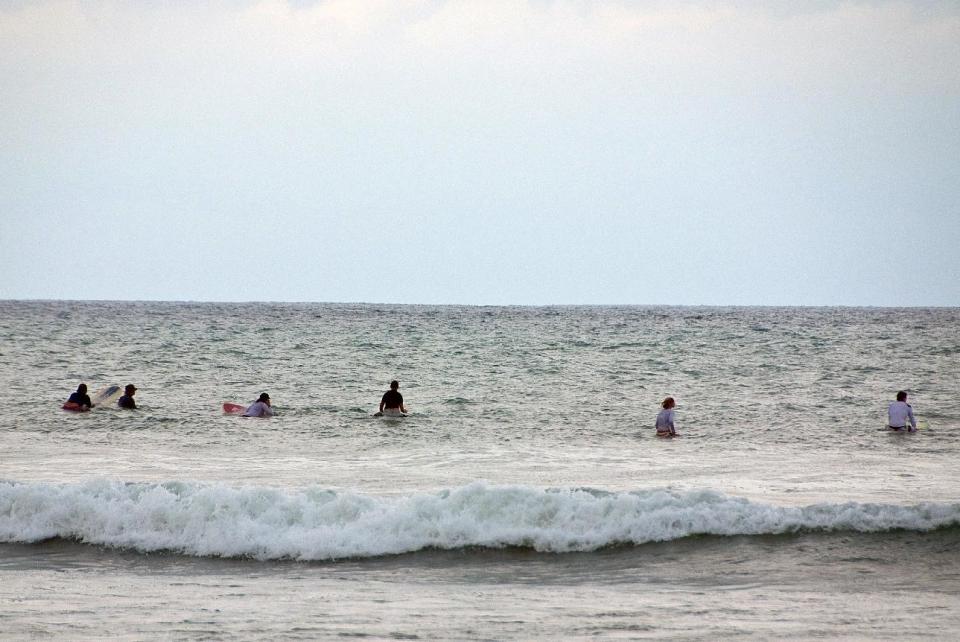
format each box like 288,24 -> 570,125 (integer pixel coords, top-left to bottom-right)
68,392 -> 93,407
381,389 -> 403,409
118,395 -> 136,409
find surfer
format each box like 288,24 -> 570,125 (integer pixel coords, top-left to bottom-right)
242,392 -> 274,417
655,397 -> 677,437
117,384 -> 137,409
64,383 -> 94,411
887,391 -> 916,432
377,380 -> 407,416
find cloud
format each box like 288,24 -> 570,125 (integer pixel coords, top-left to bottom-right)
1,1 -> 958,303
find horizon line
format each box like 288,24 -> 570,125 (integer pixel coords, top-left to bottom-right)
2,298 -> 957,309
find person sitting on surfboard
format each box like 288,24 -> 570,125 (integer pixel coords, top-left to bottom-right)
377,380 -> 407,416
887,391 -> 916,432
63,383 -> 94,411
117,384 -> 137,409
242,393 -> 274,417
655,397 -> 677,437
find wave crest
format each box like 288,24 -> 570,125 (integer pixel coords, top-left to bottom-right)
1,480 -> 957,560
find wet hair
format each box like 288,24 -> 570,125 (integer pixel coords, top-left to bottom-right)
661,397 -> 675,409
896,391 -> 908,402
390,380 -> 399,389
77,383 -> 87,394
258,393 -> 270,402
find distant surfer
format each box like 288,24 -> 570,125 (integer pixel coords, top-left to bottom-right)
242,393 -> 274,417
117,384 -> 137,409
63,383 -> 94,411
887,391 -> 916,432
376,380 -> 407,417
655,397 -> 677,437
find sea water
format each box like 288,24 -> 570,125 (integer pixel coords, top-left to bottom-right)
1,301 -> 958,639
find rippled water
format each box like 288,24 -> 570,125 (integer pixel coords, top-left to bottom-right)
1,301 -> 958,638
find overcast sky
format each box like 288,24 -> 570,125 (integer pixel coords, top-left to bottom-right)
1,0 -> 958,305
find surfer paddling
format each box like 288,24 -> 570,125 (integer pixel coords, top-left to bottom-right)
242,393 -> 274,417
655,397 -> 678,437
887,391 -> 917,432
375,380 -> 407,417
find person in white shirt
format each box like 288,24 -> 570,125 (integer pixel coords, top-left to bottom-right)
655,397 -> 677,437
243,392 -> 274,418
887,390 -> 916,432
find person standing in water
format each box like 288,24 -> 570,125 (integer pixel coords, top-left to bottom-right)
887,390 -> 917,432
117,384 -> 137,409
243,393 -> 274,417
655,397 -> 678,437
377,380 -> 407,416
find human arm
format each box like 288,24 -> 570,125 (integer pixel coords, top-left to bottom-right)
907,405 -> 917,432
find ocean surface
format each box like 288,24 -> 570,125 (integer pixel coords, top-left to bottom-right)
1,301 -> 959,639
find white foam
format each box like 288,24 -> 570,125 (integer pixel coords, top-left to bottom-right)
0,480 -> 957,560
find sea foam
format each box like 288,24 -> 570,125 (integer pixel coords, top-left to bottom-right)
0,480 -> 957,560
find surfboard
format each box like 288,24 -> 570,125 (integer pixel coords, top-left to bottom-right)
92,385 -> 123,407
63,385 -> 122,411
374,409 -> 408,418
223,403 -> 247,415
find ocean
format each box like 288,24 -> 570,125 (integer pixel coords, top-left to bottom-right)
1,301 -> 958,639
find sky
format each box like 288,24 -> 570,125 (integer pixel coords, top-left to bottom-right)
1,0 -> 958,305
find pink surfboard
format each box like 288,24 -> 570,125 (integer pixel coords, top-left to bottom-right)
222,403 -> 246,415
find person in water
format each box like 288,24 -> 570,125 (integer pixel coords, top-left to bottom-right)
887,390 -> 917,432
64,383 -> 94,411
117,384 -> 137,409
655,397 -> 677,437
378,380 -> 407,416
243,392 -> 274,417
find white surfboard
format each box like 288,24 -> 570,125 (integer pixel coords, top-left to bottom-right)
92,385 -> 123,407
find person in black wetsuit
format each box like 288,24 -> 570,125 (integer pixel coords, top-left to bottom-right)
377,380 -> 407,416
118,384 -> 137,409
64,383 -> 94,411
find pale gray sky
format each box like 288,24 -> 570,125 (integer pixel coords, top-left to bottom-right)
2,0 -> 958,305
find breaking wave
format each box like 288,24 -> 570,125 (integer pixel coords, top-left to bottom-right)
1,480 -> 957,561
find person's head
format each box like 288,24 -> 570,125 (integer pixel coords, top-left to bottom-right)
125,384 -> 137,396
390,380 -> 399,390
662,397 -> 675,409
896,390 -> 908,402
258,392 -> 270,404
77,383 -> 87,394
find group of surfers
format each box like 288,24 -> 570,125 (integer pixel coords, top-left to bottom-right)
64,382 -> 918,435
62,380 -> 410,419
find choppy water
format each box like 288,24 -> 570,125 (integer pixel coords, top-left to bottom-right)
1,301 -> 959,639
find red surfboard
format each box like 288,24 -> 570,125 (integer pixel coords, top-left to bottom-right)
222,403 -> 246,415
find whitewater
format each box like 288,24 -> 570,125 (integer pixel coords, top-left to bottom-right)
3,480 -> 959,561
1,301 -> 958,639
